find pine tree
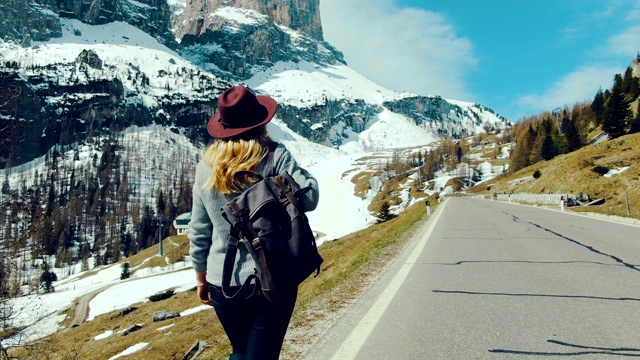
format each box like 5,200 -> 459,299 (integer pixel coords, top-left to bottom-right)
541,133 -> 558,160
456,145 -> 463,162
629,76 -> 640,100
156,190 -> 166,216
120,262 -> 130,280
602,80 -> 631,138
176,168 -> 193,214
592,89 -> 606,125
563,116 -> 583,153
540,119 -> 559,160
629,102 -> 640,134
40,261 -> 57,293
1,177 -> 9,194
528,124 -> 544,164
375,201 -> 396,223
137,205 -> 155,249
622,66 -> 635,95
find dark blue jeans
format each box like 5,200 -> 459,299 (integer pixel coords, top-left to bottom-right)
209,284 -> 297,360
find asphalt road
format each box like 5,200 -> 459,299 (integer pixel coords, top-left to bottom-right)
303,197 -> 640,359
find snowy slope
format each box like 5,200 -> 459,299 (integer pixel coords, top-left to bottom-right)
246,60 -> 414,106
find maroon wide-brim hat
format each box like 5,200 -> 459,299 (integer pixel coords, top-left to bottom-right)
207,85 -> 277,139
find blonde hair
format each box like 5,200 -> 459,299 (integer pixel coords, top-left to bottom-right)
202,126 -> 273,194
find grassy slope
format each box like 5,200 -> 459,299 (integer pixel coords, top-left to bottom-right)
468,132 -> 640,218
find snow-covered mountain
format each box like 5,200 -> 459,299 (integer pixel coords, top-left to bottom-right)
1,0 -> 509,168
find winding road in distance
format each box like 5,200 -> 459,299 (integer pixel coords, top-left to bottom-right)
304,197 -> 640,359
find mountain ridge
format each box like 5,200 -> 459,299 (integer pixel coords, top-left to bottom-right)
1,0 -> 510,168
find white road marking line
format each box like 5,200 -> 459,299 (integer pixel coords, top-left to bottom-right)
330,200 -> 448,360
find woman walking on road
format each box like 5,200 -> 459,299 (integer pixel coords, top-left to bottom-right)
188,85 -> 319,359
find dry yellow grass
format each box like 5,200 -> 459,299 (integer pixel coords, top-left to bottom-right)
127,235 -> 190,271
469,132 -> 640,218
37,286 -> 232,360
350,170 -> 380,199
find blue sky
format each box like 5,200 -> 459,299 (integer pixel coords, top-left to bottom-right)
320,0 -> 640,121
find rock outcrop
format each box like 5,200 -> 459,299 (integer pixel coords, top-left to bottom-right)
384,96 -> 508,138
0,0 -> 177,48
0,0 -> 62,46
174,0 -> 344,80
175,0 -> 324,42
0,46 -> 227,167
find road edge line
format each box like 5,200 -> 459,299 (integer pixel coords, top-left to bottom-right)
329,199 -> 448,360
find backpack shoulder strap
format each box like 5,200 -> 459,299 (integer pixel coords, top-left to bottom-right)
221,216 -> 259,301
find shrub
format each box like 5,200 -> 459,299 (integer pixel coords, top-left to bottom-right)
120,262 -> 130,280
375,201 -> 396,223
533,170 -> 542,179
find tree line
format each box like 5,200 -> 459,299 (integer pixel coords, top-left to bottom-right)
509,56 -> 640,173
0,129 -> 196,298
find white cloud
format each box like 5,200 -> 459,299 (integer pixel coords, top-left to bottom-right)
320,0 -> 476,100
626,0 -> 640,20
516,66 -> 619,114
606,25 -> 640,56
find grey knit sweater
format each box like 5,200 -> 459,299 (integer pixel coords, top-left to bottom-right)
188,143 -> 320,287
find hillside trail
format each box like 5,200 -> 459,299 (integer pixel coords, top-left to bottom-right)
67,286 -> 111,327
65,267 -> 193,328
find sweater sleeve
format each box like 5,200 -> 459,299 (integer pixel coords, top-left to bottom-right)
273,144 -> 320,212
188,161 -> 213,273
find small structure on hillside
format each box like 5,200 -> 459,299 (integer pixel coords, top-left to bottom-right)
173,213 -> 191,235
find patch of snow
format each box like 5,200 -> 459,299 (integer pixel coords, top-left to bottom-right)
604,166 -> 630,178
156,323 -> 175,332
95,330 -> 114,340
213,6 -> 268,26
108,342 -> 149,360
181,305 -> 211,317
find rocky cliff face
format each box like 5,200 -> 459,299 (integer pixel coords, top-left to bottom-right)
175,0 -> 324,42
174,0 -> 344,80
384,96 -> 507,138
0,45 -> 227,167
0,0 -> 62,46
0,0 -> 176,47
277,99 -> 379,147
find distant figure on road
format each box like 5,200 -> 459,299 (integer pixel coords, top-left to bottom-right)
188,85 -> 320,359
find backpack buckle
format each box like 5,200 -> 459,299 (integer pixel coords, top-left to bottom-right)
252,237 -> 262,251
